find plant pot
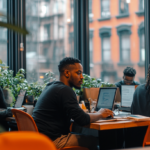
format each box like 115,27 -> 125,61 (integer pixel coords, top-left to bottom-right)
82,87 -> 100,101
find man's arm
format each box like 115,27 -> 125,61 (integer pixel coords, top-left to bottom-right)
88,108 -> 114,123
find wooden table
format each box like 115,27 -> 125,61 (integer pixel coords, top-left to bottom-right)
88,120 -> 150,130
84,119 -> 150,150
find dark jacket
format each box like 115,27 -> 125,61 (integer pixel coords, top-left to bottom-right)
131,84 -> 150,117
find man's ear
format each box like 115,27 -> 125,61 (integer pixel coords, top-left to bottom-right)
64,70 -> 70,78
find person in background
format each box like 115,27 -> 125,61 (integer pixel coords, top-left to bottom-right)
32,57 -> 113,150
115,67 -> 140,94
0,87 -> 12,131
131,65 -> 150,116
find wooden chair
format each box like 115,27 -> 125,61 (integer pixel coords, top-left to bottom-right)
143,123 -> 150,147
11,109 -> 89,150
0,131 -> 57,150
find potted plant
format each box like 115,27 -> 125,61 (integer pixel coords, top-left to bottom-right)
26,71 -> 56,106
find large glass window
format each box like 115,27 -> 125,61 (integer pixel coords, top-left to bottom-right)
89,0 -> 145,84
0,0 -> 7,64
26,0 -> 74,83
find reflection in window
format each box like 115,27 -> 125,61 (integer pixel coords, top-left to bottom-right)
26,0 -> 74,83
0,0 -> 7,64
120,0 -> 128,14
101,0 -> 110,18
121,33 -> 130,62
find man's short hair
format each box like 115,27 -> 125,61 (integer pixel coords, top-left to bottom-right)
58,57 -> 81,73
123,67 -> 136,77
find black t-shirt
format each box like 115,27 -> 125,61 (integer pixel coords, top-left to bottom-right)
115,80 -> 140,94
32,81 -> 90,141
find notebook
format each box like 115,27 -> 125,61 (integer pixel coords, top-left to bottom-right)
95,87 -> 117,111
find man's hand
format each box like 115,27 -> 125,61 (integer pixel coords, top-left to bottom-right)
89,108 -> 114,123
97,108 -> 114,119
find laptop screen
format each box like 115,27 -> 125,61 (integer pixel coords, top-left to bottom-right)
96,88 -> 117,111
121,85 -> 135,107
14,90 -> 26,108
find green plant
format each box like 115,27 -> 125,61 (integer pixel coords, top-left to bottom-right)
26,71 -> 56,101
0,13 -> 29,35
81,74 -> 101,88
101,82 -> 116,87
73,74 -> 102,96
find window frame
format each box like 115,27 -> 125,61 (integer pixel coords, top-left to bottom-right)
116,24 -> 133,65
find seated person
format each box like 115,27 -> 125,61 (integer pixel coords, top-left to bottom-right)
131,65 -> 150,116
32,57 -> 113,150
0,87 -> 12,131
115,67 -> 140,94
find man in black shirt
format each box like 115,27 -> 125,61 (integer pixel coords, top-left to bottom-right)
115,67 -> 140,94
32,57 -> 113,150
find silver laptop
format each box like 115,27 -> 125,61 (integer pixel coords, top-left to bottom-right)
96,87 -> 117,111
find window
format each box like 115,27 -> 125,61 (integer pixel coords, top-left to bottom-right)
44,24 -> 50,41
120,32 -> 130,62
26,0 -> 74,83
101,0 -> 110,18
0,0 -> 7,65
99,27 -> 111,62
102,36 -> 111,61
116,24 -> 131,63
89,0 -> 93,21
119,0 -> 128,14
139,0 -> 144,11
89,0 -> 145,84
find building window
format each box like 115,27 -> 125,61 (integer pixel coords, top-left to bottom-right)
139,0 -> 144,11
119,0 -> 129,15
117,24 -> 132,63
89,0 -> 93,21
120,32 -> 130,62
44,24 -> 50,40
138,22 -> 145,65
101,0 -> 110,18
102,36 -> 111,61
99,27 -> 111,62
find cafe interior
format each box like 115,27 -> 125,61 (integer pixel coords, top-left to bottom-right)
0,0 -> 150,150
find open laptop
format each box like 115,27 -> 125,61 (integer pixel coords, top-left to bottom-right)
95,87 -> 117,111
7,90 -> 26,110
119,85 -> 136,112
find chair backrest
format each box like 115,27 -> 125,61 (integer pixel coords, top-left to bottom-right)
143,123 -> 150,147
0,131 -> 57,150
11,109 -> 38,132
